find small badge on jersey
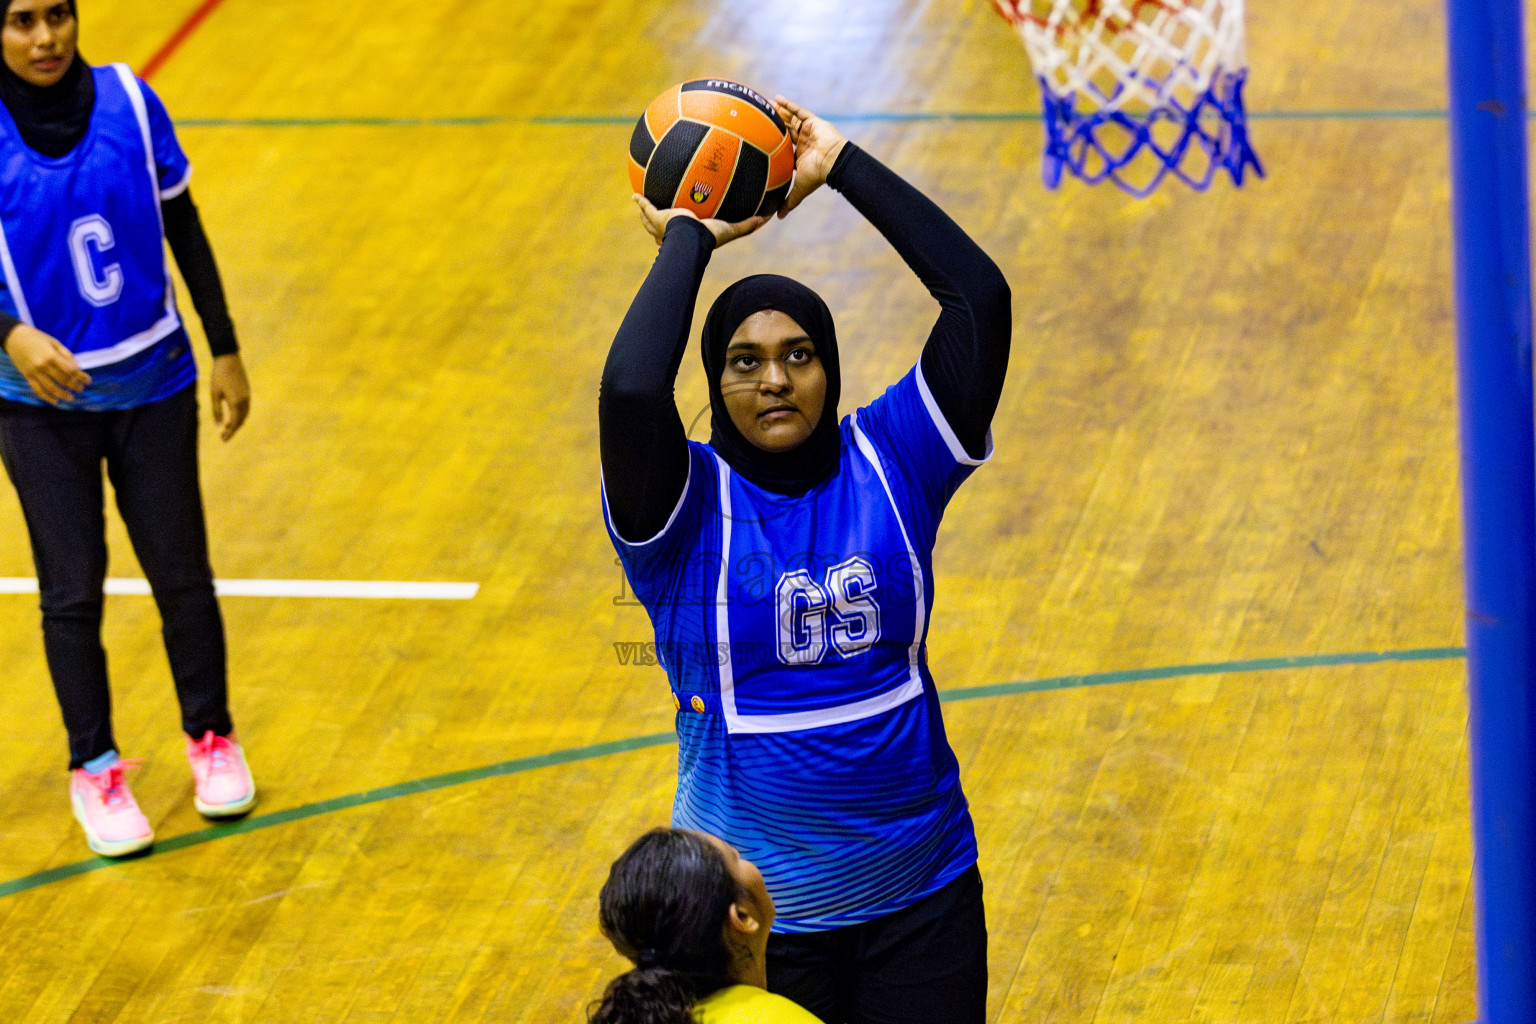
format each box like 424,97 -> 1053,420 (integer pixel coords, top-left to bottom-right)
673,691 -> 719,715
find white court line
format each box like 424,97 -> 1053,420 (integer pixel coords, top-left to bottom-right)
0,578 -> 479,599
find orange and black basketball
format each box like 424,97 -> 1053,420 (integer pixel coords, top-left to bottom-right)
628,79 -> 796,222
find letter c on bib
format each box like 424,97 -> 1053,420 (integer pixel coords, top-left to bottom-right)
69,215 -> 124,307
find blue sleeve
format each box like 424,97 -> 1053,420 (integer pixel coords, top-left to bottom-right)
856,364 -> 991,522
605,444 -> 715,608
139,79 -> 191,199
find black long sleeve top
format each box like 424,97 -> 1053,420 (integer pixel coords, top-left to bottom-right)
600,143 -> 1012,542
0,188 -> 239,357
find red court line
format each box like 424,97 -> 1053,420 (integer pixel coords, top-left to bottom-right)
138,0 -> 231,81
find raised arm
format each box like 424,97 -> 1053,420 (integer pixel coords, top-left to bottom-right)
776,99 -> 1012,459
601,201 -> 767,542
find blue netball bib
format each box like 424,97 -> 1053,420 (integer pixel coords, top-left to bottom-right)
714,429 -> 926,731
0,64 -> 194,408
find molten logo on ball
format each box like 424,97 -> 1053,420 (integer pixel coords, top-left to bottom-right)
691,181 -> 714,204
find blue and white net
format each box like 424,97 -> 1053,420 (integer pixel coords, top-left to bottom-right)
993,0 -> 1263,197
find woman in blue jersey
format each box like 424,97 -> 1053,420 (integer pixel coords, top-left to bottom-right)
592,828 -> 823,1024
0,0 -> 256,858
601,94 -> 1010,1023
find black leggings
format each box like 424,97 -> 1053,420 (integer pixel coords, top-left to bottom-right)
767,864 -> 988,1024
0,386 -> 231,769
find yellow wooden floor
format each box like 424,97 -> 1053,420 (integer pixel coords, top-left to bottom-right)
0,0 -> 1477,1021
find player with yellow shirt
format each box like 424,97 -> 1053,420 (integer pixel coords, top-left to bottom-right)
591,828 -> 823,1024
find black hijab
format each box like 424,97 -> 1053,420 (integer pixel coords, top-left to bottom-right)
0,0 -> 92,159
700,274 -> 842,495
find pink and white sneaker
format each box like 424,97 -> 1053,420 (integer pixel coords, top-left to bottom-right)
70,762 -> 154,858
186,731 -> 257,818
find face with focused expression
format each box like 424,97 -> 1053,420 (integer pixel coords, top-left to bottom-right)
3,0 -> 76,88
719,310 -> 826,454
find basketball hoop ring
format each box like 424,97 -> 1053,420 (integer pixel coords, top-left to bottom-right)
992,0 -> 1263,197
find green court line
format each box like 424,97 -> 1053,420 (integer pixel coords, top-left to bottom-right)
530,109 -> 1454,124
0,732 -> 674,900
1255,109 -> 1448,120
0,645 -> 1465,901
175,115 -> 505,128
936,646 -> 1468,703
527,112 -> 1045,125
172,109 -> 1455,130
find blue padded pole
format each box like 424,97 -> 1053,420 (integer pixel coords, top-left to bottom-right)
1445,0 -> 1536,1019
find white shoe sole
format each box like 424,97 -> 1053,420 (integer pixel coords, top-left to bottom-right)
71,792 -> 154,858
195,787 -> 257,818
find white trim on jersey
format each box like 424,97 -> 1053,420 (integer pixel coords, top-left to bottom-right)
160,165 -> 193,201
914,361 -> 993,466
87,63 -> 181,368
714,445 -> 925,736
715,460 -> 741,724
114,65 -> 162,223
73,316 -> 185,369
0,222 -> 33,326
851,418 -> 928,687
601,457 -> 694,548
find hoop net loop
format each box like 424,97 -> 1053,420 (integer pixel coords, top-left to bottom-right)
992,0 -> 1263,196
